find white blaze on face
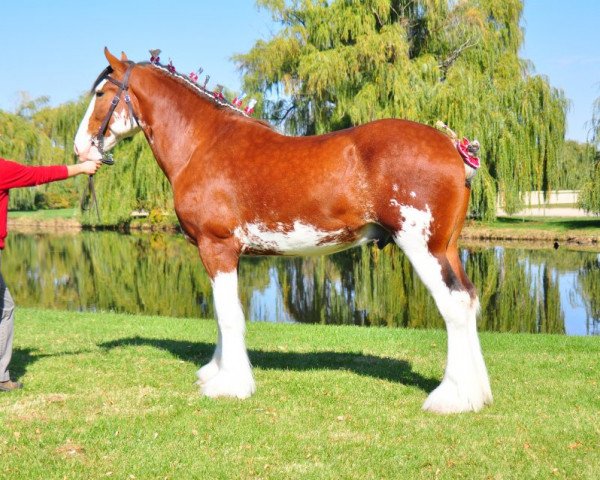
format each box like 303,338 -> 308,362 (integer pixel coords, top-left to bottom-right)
74,80 -> 105,161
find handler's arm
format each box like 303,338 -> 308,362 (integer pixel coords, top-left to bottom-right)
0,158 -> 101,189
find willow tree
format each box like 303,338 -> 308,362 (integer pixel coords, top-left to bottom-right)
0,95 -> 173,223
0,96 -> 90,209
579,97 -> 600,214
558,140 -> 595,190
236,0 -> 567,219
80,134 -> 174,226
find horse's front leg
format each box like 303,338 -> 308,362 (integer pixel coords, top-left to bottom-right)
195,236 -> 255,399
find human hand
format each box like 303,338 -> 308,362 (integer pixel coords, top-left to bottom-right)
78,160 -> 102,175
67,160 -> 103,178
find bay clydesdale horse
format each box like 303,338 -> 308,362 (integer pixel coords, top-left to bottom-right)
74,48 -> 492,413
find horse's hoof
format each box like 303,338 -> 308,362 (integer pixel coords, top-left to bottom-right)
199,370 -> 256,399
422,380 -> 486,414
196,360 -> 220,384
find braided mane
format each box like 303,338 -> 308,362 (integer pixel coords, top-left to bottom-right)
143,62 -> 273,129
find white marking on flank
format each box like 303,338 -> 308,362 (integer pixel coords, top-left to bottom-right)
235,221 -> 356,256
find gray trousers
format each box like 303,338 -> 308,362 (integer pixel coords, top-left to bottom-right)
0,254 -> 15,382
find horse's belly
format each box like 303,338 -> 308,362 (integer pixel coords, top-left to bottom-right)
235,221 -> 383,256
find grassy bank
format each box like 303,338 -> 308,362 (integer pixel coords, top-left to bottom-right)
462,217 -> 600,245
7,208 -> 80,232
1,309 -> 598,479
7,209 -> 600,245
7,208 -> 78,221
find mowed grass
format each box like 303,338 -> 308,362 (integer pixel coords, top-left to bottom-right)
475,216 -> 600,234
1,309 -> 598,479
7,208 -> 78,220
462,217 -> 600,244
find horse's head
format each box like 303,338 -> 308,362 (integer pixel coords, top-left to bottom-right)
74,48 -> 141,163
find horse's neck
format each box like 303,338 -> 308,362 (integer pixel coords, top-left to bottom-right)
132,69 -> 224,181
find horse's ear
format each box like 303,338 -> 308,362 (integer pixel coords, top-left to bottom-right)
120,51 -> 128,61
104,47 -> 126,74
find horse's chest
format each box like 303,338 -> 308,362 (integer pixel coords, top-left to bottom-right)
234,221 -> 377,256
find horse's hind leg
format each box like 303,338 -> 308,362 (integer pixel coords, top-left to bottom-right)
446,243 -> 493,405
195,237 -> 255,399
392,204 -> 491,413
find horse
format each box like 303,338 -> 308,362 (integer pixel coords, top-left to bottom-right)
74,48 -> 492,414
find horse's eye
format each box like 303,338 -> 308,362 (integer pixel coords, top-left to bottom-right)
95,91 -> 105,97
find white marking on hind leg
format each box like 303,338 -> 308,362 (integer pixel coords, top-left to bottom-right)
197,271 -> 255,399
468,298 -> 493,404
421,291 -> 487,413
393,204 -> 491,413
196,329 -> 221,383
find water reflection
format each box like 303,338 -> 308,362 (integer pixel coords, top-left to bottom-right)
3,232 -> 599,335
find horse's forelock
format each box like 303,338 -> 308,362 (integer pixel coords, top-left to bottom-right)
90,66 -> 114,93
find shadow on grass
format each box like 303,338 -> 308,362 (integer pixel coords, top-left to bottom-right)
98,336 -> 439,394
10,348 -> 38,381
555,218 -> 600,229
10,347 -> 67,381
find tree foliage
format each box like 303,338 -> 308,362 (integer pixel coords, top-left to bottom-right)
0,96 -> 173,223
556,140 -> 595,190
579,97 -> 600,214
236,0 -> 568,219
0,98 -> 78,210
81,134 -> 173,227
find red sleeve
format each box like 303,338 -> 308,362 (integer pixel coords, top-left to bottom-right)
0,158 -> 69,190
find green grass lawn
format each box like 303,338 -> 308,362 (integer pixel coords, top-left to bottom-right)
462,217 -> 600,244
0,309 -> 598,479
489,217 -> 600,232
7,208 -> 78,220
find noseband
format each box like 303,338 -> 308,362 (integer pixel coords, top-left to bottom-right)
92,63 -> 139,165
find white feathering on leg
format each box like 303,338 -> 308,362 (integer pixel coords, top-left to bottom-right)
197,270 -> 255,399
392,204 -> 491,413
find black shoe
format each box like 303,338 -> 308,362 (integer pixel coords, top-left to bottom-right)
0,380 -> 23,392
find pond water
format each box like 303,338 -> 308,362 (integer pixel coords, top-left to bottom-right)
2,231 -> 599,335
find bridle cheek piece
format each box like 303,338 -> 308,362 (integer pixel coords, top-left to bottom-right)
93,63 -> 140,165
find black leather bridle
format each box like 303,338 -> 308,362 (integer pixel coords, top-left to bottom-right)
82,63 -> 139,220
91,62 -> 139,165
